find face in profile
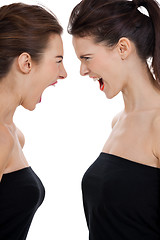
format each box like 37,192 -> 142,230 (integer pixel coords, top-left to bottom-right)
72,36 -> 127,99
20,34 -> 67,111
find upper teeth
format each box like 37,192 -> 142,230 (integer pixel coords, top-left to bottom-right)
93,78 -> 101,81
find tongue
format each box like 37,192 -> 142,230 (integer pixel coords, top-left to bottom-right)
98,79 -> 104,91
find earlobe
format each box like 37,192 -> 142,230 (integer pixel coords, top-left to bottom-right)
18,52 -> 32,74
118,37 -> 131,60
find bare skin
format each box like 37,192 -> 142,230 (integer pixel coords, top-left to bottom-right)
0,34 -> 67,180
73,36 -> 160,168
2,124 -> 28,175
102,109 -> 160,168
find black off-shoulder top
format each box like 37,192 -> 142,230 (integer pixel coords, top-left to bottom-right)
82,152 -> 160,240
0,167 -> 45,240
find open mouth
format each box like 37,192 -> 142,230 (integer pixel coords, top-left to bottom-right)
98,78 -> 104,91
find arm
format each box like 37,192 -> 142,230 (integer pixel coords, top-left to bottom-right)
0,126 -> 14,181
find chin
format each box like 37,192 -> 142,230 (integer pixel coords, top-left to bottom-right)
25,106 -> 36,111
21,102 -> 36,111
28,106 -> 36,111
105,95 -> 114,99
104,90 -> 119,99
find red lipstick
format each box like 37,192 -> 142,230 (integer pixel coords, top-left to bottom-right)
50,81 -> 57,86
98,78 -> 104,91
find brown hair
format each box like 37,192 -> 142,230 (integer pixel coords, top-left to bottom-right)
68,0 -> 160,88
0,3 -> 63,79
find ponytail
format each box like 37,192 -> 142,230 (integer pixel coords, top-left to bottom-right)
133,0 -> 160,86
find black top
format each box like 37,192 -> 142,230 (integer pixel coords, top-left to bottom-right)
0,167 -> 45,240
82,152 -> 160,240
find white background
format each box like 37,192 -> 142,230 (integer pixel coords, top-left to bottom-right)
1,0 -> 159,239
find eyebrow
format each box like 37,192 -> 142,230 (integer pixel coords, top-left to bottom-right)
80,54 -> 93,59
55,55 -> 63,59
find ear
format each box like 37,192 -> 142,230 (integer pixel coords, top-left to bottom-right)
117,37 -> 132,60
17,52 -> 32,74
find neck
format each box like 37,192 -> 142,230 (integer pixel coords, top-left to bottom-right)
0,77 -> 22,125
121,63 -> 160,114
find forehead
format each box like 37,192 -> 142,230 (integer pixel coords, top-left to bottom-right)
45,34 -> 63,55
72,36 -> 105,56
73,36 -> 97,51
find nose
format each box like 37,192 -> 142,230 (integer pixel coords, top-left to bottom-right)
59,62 -> 67,79
80,62 -> 89,76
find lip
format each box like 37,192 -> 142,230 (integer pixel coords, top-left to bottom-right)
98,78 -> 104,91
50,81 -> 57,86
37,95 -> 42,104
89,76 -> 100,79
90,76 -> 104,91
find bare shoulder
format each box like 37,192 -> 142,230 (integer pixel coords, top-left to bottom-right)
0,124 -> 14,180
16,127 -> 25,148
111,110 -> 123,128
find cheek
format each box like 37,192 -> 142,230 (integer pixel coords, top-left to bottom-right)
101,58 -> 123,81
42,62 -> 59,80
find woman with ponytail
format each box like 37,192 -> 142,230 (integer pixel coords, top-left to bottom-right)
68,0 -> 160,239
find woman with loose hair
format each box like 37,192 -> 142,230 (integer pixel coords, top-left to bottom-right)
68,0 -> 160,239
0,2 -> 67,239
